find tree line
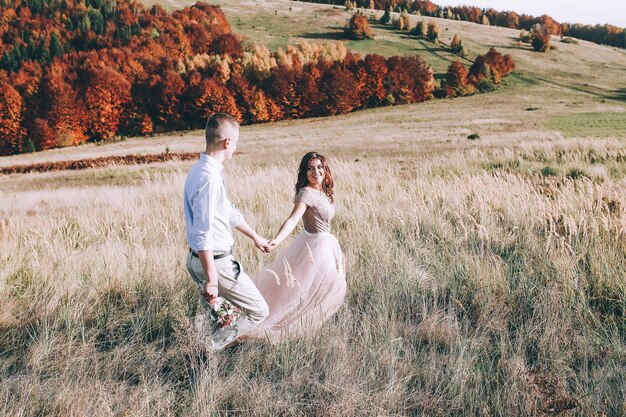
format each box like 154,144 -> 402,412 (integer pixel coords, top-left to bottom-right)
304,0 -> 626,48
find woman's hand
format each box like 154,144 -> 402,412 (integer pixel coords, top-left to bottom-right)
267,239 -> 279,252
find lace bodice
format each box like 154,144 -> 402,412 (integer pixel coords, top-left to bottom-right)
295,187 -> 335,234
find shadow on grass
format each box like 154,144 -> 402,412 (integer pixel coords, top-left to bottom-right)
507,73 -> 541,86
300,26 -> 346,41
610,88 -> 626,102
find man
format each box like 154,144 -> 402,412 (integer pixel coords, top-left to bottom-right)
184,112 -> 269,350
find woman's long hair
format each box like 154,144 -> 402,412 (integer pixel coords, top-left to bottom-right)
295,152 -> 334,203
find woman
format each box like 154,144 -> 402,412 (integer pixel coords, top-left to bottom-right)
244,152 -> 347,342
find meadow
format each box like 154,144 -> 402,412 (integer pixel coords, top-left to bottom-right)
1,0 -> 625,416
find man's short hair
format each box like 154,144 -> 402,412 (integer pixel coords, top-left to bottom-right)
205,113 -> 240,145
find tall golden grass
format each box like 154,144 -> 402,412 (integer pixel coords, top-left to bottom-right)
0,138 -> 624,416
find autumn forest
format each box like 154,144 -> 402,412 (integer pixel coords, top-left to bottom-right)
0,0 -> 514,155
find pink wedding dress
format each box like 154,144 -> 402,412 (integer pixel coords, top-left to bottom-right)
244,187 -> 346,343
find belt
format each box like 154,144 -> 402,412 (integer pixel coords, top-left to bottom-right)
189,248 -> 232,260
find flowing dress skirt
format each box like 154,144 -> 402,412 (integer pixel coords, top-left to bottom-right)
244,230 -> 346,342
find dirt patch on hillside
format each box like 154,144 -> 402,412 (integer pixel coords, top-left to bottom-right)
0,152 -> 198,174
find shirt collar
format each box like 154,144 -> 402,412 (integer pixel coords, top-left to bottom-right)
200,153 -> 223,173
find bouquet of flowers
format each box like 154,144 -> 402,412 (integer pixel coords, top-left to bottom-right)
210,297 -> 241,330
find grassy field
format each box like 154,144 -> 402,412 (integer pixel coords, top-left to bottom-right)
1,0 -> 625,416
546,112 -> 626,138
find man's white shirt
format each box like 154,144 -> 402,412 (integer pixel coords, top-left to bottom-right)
184,153 -> 244,253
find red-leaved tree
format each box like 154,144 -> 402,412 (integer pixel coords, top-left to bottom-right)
317,62 -> 360,115
155,70 -> 186,128
346,14 -> 374,40
82,66 -> 132,140
443,60 -> 475,97
385,56 -> 435,103
186,78 -> 242,122
0,80 -> 26,155
39,61 -> 88,147
362,54 -> 389,106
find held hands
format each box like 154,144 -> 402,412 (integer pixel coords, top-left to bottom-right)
252,236 -> 281,253
253,235 -> 272,253
267,239 -> 279,252
255,236 -> 281,253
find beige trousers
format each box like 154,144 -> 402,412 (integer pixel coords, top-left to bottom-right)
186,252 -> 269,342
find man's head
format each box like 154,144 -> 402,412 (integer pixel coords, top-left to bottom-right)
205,113 -> 240,160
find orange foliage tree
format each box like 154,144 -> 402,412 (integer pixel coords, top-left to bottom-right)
442,61 -> 475,97
155,70 -> 186,128
0,80 -> 25,154
82,66 -> 132,140
39,61 -> 88,147
361,54 -> 389,106
263,65 -> 319,119
317,62 -> 360,115
228,74 -> 283,123
385,56 -> 435,104
483,48 -> 515,80
185,78 -> 242,123
212,34 -> 243,58
467,48 -> 515,91
346,14 -> 374,40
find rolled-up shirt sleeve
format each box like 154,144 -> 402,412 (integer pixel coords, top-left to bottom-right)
229,203 -> 244,228
191,179 -> 219,251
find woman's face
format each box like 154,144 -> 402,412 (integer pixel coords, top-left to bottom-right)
307,158 -> 324,189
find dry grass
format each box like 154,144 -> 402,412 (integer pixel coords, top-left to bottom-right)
1,0 -> 625,415
1,134 -> 625,416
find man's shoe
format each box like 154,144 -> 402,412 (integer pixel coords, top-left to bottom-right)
209,325 -> 240,351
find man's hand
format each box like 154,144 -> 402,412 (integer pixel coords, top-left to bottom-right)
203,282 -> 220,309
254,236 -> 271,253
235,221 -> 272,253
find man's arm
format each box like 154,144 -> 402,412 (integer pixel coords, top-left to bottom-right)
197,250 -> 220,308
235,220 -> 271,253
192,180 -> 220,308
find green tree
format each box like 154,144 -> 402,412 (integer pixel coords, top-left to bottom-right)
532,29 -> 551,52
450,34 -> 467,56
88,9 -> 105,35
35,40 -> 51,64
427,20 -> 440,43
411,19 -> 427,38
25,37 -> 36,61
50,32 -> 63,58
80,13 -> 91,32
379,2 -> 391,25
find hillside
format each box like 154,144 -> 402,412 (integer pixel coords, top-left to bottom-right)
0,1 -> 625,417
1,0 -> 625,168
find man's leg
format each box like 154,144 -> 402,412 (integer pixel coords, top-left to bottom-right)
215,257 -> 268,323
187,253 -> 269,349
